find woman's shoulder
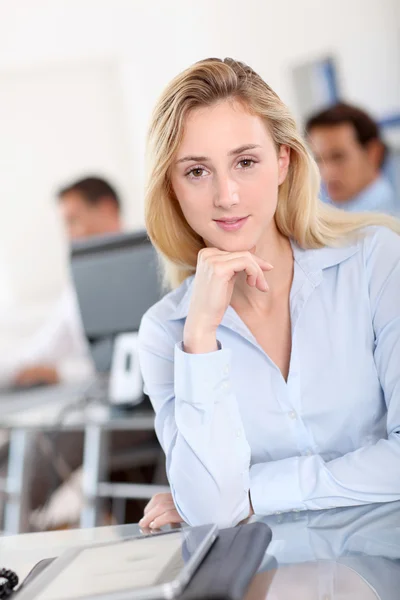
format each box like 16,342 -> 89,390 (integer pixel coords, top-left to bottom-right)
359,226 -> 400,300
361,225 -> 400,264
140,276 -> 194,328
297,225 -> 400,282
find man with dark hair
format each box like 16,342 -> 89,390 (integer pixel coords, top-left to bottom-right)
1,176 -> 123,388
306,103 -> 397,214
58,176 -> 122,240
1,178 -> 159,528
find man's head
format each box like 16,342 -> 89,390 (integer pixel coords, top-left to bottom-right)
306,103 -> 386,203
58,176 -> 122,240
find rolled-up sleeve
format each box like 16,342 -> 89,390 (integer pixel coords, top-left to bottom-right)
138,314 -> 251,527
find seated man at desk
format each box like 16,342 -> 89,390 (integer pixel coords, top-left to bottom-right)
0,177 -> 129,528
306,102 -> 398,215
0,176 -> 123,389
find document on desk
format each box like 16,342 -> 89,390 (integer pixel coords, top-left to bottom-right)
17,525 -> 218,600
39,535 -> 183,598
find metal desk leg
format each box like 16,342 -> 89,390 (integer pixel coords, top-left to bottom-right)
4,428 -> 34,534
112,497 -> 126,525
80,425 -> 109,528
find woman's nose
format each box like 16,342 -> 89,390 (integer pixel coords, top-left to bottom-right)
213,174 -> 239,209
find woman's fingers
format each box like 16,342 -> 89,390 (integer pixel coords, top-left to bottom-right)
248,255 -> 274,272
140,493 -> 181,529
143,492 -> 173,515
140,505 -> 168,528
185,248 -> 274,346
141,501 -> 175,526
223,256 -> 269,292
207,250 -> 273,271
247,273 -> 256,287
140,491 -> 185,530
140,504 -> 184,529
148,509 -> 185,530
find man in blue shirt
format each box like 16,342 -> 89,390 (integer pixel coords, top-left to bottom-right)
306,103 -> 398,215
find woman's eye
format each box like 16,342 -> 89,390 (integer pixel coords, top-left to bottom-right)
238,158 -> 255,169
187,167 -> 206,178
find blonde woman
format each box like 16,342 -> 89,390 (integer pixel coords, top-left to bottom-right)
138,58 -> 400,530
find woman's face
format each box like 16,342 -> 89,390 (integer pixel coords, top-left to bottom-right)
170,99 -> 290,252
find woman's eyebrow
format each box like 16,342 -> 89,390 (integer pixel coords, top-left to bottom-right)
175,144 -> 262,165
228,144 -> 262,156
176,154 -> 208,164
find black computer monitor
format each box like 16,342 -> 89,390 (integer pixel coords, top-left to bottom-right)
70,231 -> 163,371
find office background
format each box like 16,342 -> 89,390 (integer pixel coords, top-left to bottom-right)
0,0 -> 399,357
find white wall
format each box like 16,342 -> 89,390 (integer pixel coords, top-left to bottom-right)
0,0 -> 399,346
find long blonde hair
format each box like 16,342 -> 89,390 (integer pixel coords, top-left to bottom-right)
145,57 -> 400,288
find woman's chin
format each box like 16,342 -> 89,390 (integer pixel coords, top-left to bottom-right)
205,234 -> 258,253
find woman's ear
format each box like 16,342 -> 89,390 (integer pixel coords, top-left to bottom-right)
278,145 -> 290,185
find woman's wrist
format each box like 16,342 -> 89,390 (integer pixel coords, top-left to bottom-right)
183,329 -> 218,354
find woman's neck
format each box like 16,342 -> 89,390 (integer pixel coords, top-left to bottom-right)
231,226 -> 294,311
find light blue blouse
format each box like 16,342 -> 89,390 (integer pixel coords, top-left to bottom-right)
138,226 -> 400,528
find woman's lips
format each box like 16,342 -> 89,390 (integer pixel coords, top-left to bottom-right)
214,216 -> 249,232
